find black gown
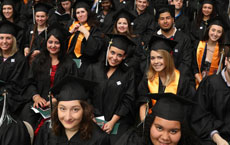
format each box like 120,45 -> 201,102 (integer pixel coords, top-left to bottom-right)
0,119 -> 31,145
34,121 -> 110,145
190,19 -> 210,43
0,51 -> 29,116
191,73 -> 230,144
24,25 -> 46,52
97,9 -> 116,34
84,61 -> 136,144
132,9 -> 156,47
175,11 -> 190,35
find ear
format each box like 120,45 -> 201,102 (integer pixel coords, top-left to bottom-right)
225,57 -> 228,66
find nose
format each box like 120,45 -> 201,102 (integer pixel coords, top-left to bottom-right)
161,131 -> 170,141
65,110 -> 72,120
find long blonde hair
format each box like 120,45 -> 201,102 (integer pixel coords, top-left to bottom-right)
0,36 -> 18,57
147,50 -> 175,86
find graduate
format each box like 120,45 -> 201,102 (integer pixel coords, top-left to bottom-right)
143,93 -> 201,145
20,22 -> 78,130
192,15 -> 227,87
138,35 -> 193,122
0,21 -> 29,118
190,0 -> 217,43
84,34 -> 136,145
97,0 -> 116,34
154,4 -> 193,82
67,0 -> 104,77
191,48 -> 230,145
34,76 -> 110,145
23,2 -> 52,62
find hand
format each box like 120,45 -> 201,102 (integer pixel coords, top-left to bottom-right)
69,23 -> 81,33
33,94 -> 47,108
195,73 -> 202,83
212,133 -> 229,145
44,97 -> 57,107
29,50 -> 40,64
103,121 -> 115,134
24,47 -> 30,56
78,25 -> 90,40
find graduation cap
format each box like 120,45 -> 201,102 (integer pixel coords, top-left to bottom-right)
107,34 -> 136,52
112,8 -> 136,24
0,21 -> 22,37
199,0 -> 214,5
155,4 -> 175,20
59,0 -> 71,2
47,22 -> 71,42
149,35 -> 177,53
72,0 -> 94,10
208,15 -> 230,31
2,0 -> 15,6
34,2 -> 53,13
50,76 -> 97,101
147,93 -> 195,122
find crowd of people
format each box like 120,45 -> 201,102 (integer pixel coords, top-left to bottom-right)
0,0 -> 230,145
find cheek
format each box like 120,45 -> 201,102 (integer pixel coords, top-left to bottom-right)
150,126 -> 160,143
170,132 -> 181,144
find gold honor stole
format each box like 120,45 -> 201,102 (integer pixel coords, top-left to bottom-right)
147,69 -> 180,113
196,41 -> 220,87
68,21 -> 91,58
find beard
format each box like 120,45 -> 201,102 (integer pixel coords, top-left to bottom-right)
161,24 -> 174,32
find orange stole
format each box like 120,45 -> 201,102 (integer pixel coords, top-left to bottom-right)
196,41 -> 220,87
68,22 -> 90,58
147,69 -> 180,112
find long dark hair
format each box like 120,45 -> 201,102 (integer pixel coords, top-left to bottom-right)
52,100 -> 94,140
1,2 -> 18,22
143,113 -> 202,145
195,3 -> 217,28
202,24 -> 225,53
32,30 -> 67,73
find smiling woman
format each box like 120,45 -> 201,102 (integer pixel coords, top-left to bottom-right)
192,15 -> 226,88
138,35 -> 193,122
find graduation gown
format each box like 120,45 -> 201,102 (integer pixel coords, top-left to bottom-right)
97,10 -> 116,34
24,25 -> 46,52
84,61 -> 136,144
138,69 -> 193,106
132,10 -> 156,46
0,51 -> 29,115
34,121 -> 110,145
68,24 -> 104,77
190,19 -> 210,43
175,12 -> 190,35
0,119 -> 31,145
191,73 -> 230,144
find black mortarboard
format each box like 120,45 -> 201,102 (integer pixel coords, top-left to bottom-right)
34,2 -> 53,13
2,0 -> 15,6
149,35 -> 177,53
148,93 -> 195,122
0,21 -> 21,37
208,15 -> 229,31
107,34 -> 135,52
59,0 -> 71,2
155,5 -> 175,20
72,0 -> 94,10
199,0 -> 214,5
50,76 -> 97,101
47,22 -> 71,42
112,8 -> 136,23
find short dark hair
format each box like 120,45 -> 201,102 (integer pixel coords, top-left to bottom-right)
52,100 -> 94,140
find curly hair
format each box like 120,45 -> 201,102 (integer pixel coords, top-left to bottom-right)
51,100 -> 94,140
